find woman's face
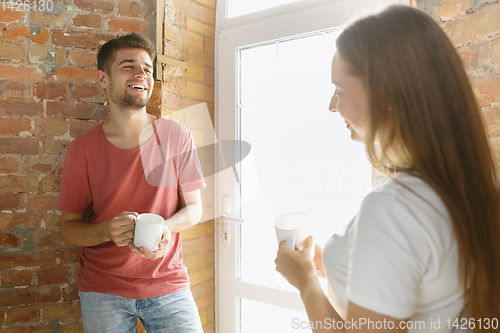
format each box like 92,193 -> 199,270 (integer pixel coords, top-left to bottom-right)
329,52 -> 369,143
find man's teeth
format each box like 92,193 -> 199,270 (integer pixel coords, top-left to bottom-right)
129,85 -> 146,90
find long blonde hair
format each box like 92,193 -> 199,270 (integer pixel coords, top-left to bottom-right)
336,5 -> 500,325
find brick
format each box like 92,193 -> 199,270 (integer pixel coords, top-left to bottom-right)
0,230 -> 23,247
55,67 -> 97,82
0,80 -> 32,99
4,26 -> 30,40
36,82 -> 67,100
0,193 -> 26,210
184,250 -> 207,269
75,0 -> 114,11
24,156 -> 56,174
1,270 -> 34,287
473,76 -> 500,106
204,36 -> 214,53
186,17 -> 214,36
456,44 -> 479,72
0,326 -> 52,333
0,118 -> 31,135
57,247 -> 82,264
181,29 -> 204,51
0,249 -> 56,270
27,194 -> 59,211
41,176 -> 61,192
0,64 -> 43,80
169,0 -> 215,25
31,29 -> 50,44
62,282 -> 79,301
28,230 -> 64,246
194,290 -> 214,310
482,107 -> 500,137
45,213 -> 60,230
107,18 -> 142,33
0,138 -> 39,155
70,50 -> 97,66
186,81 -> 213,102
42,303 -> 81,321
0,285 -> 60,306
42,139 -> 71,154
438,0 -> 471,21
70,120 -> 99,138
119,0 -> 143,17
60,323 -> 84,333
493,37 -> 500,66
30,10 -> 68,25
0,156 -> 19,173
184,63 -> 205,81
37,285 -> 61,303
37,265 -> 71,285
182,236 -> 214,255
73,14 -> 102,28
6,306 -> 41,324
0,213 -> 42,230
71,85 -> 104,103
52,29 -> 114,50
34,118 -> 68,137
0,176 -> 39,192
0,41 -> 25,61
443,4 -> 500,46
0,8 -> 26,22
0,100 -> 43,117
205,67 -> 214,85
27,44 -> 48,64
191,277 -> 214,299
188,50 -> 214,68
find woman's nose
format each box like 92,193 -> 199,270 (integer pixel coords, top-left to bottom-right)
329,95 -> 338,113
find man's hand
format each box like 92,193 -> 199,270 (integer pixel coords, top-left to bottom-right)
105,211 -> 138,247
128,225 -> 172,260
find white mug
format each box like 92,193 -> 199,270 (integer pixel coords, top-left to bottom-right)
275,212 -> 308,250
130,213 -> 165,251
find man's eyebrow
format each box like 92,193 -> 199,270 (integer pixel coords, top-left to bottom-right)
118,59 -> 153,69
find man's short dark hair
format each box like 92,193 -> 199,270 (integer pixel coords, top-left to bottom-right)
97,32 -> 156,75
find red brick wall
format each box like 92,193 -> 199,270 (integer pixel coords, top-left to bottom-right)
0,0 -> 215,332
420,0 -> 500,169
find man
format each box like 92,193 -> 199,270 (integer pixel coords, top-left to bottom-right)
58,32 -> 206,332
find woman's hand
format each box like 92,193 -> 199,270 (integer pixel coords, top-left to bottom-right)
313,244 -> 326,278
128,225 -> 172,260
275,236 -> 318,292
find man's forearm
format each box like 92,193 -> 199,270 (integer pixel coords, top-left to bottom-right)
60,219 -> 110,247
165,204 -> 203,234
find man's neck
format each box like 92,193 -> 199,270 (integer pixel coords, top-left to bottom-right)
102,105 -> 157,149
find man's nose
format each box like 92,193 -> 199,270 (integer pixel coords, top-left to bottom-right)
133,66 -> 147,78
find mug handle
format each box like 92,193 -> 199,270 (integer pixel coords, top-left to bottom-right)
286,237 -> 296,250
128,214 -> 137,224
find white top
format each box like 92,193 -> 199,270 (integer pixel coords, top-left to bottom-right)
322,173 -> 468,332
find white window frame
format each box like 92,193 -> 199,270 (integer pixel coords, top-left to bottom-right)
214,1 -> 410,332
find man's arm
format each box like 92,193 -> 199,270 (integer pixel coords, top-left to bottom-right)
60,211 -> 137,247
166,189 -> 203,234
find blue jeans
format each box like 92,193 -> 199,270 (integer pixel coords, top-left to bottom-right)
79,290 -> 203,333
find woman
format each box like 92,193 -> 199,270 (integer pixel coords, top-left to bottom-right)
275,5 -> 500,333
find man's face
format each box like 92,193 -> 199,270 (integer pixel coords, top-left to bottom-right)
100,48 -> 154,110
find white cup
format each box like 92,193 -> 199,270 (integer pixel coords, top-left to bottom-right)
275,212 -> 308,250
131,213 -> 165,251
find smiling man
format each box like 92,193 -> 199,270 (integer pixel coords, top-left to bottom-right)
57,33 -> 206,332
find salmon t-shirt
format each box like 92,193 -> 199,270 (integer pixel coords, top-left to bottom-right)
57,117 -> 206,299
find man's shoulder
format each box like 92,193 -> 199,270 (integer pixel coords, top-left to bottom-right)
68,123 -> 103,151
